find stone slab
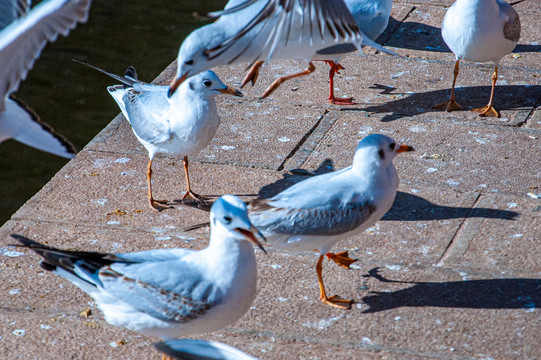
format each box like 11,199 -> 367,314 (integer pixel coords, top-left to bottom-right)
299,111 -> 541,195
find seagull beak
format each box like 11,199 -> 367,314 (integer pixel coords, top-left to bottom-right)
218,86 -> 243,97
396,144 -> 415,153
168,73 -> 188,98
235,226 -> 267,254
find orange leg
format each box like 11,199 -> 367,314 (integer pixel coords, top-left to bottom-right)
242,60 -> 264,88
326,251 -> 358,269
325,61 -> 354,105
146,159 -> 172,212
472,66 -> 500,118
316,254 -> 354,310
260,62 -> 316,99
433,60 -> 463,112
180,156 -> 204,200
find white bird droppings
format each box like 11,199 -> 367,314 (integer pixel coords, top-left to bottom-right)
12,329 -> 25,336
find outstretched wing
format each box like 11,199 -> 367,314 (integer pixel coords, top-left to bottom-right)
0,0 -> 91,111
205,0 -> 364,66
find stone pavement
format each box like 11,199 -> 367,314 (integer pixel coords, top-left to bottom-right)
1,0 -> 540,359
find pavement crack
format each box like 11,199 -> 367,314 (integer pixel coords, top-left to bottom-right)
437,192 -> 483,264
276,109 -> 331,171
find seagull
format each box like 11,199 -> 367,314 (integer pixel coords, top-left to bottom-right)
433,0 -> 520,117
0,0 -> 91,158
169,0 -> 395,100
181,134 -> 414,308
248,134 -> 413,309
155,339 -> 258,360
77,62 -> 243,211
12,195 -> 266,342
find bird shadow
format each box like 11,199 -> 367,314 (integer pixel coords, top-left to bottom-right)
361,267 -> 541,313
177,158 -> 518,223
361,84 -> 540,122
384,191 -> 519,221
382,18 -> 450,53
381,17 -> 541,54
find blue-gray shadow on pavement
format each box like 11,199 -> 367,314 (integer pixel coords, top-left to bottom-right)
362,268 -> 541,313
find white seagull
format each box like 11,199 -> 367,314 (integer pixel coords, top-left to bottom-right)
0,0 -> 92,158
433,0 -> 520,117
168,0 -> 395,100
12,195 -> 266,341
78,62 -> 243,211
155,339 -> 258,360
248,134 -> 413,309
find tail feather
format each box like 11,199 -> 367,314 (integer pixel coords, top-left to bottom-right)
10,234 -> 127,278
73,59 -> 140,88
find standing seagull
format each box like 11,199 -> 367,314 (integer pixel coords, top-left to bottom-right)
169,0 -> 394,100
78,62 -> 242,211
433,0 -> 520,117
248,134 -> 413,309
0,0 -> 91,158
12,195 -> 266,342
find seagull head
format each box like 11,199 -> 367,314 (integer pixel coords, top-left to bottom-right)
178,71 -> 243,99
210,195 -> 266,253
169,29 -> 218,98
353,134 -> 414,170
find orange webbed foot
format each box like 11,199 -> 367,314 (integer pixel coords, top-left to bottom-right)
319,294 -> 354,310
433,98 -> 463,112
326,251 -> 358,269
472,105 -> 500,118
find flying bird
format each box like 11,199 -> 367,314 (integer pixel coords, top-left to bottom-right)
0,0 -> 91,158
169,0 -> 395,101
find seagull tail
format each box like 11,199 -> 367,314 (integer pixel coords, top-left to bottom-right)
9,234 -> 128,290
361,37 -> 398,57
72,59 -> 139,87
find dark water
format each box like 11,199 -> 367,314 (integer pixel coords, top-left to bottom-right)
0,0 -> 227,225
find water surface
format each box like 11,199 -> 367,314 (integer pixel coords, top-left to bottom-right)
0,0 -> 227,225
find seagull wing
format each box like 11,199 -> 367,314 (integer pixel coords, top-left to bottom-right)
248,170 -> 377,237
12,234 -> 219,323
205,0 -> 364,66
0,0 -> 31,30
98,252 -> 221,323
498,0 -> 520,43
0,0 -> 91,111
123,88 -> 173,144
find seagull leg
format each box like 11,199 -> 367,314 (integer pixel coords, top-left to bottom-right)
326,251 -> 358,269
260,62 -> 316,99
242,60 -> 264,88
181,156 -> 204,201
472,66 -> 500,117
316,254 -> 354,310
433,60 -> 463,112
146,159 -> 172,212
325,61 -> 354,105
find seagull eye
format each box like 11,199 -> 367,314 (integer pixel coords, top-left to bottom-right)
203,79 -> 212,87
389,143 -> 396,150
185,60 -> 194,66
223,216 -> 232,224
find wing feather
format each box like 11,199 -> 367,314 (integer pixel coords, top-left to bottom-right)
250,197 -> 376,237
0,0 -> 91,111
